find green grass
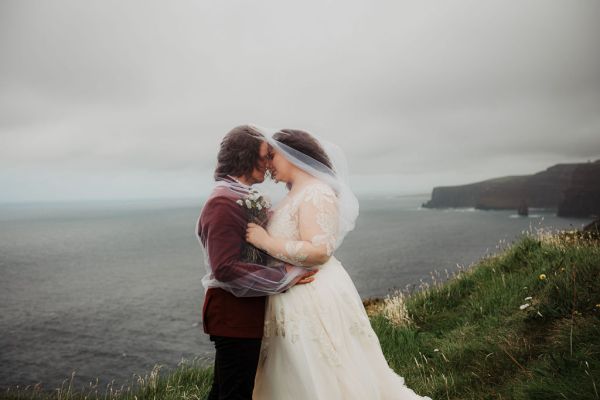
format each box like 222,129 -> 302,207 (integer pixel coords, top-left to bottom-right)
4,229 -> 600,399
374,229 -> 600,399
1,361 -> 213,400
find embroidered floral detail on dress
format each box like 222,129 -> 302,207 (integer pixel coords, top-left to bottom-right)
268,202 -> 300,242
267,182 -> 338,265
262,301 -> 343,367
303,184 -> 336,206
283,241 -> 309,264
349,317 -> 376,339
304,184 -> 338,254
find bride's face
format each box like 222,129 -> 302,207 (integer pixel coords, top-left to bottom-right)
269,148 -> 294,183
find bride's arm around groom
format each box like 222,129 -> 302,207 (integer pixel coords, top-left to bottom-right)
246,183 -> 338,267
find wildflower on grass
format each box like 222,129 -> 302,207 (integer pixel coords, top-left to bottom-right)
524,296 -> 532,301
595,304 -> 600,309
519,303 -> 530,310
539,274 -> 547,281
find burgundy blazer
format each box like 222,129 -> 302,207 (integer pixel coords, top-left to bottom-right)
198,183 -> 286,339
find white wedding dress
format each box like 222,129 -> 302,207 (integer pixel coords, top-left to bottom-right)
253,182 -> 431,400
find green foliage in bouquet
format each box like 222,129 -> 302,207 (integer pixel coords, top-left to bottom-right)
236,188 -> 272,264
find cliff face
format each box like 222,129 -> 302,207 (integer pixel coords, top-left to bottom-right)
558,161 -> 600,217
424,176 -> 530,209
525,164 -> 579,207
423,162 -> 598,217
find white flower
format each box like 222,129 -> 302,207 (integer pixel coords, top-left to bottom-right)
519,303 -> 530,310
434,348 -> 440,352
245,199 -> 252,208
257,203 -> 262,211
236,199 -> 243,206
524,296 -> 532,301
262,195 -> 272,208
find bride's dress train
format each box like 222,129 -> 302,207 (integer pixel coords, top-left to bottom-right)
253,183 -> 430,400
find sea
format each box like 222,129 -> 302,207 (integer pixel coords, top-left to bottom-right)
0,195 -> 592,390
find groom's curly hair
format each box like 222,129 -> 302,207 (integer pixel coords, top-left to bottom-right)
214,125 -> 265,180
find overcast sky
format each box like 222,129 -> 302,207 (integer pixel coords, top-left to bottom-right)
1,0 -> 599,202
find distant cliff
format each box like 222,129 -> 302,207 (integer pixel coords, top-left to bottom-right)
557,161 -> 600,217
422,161 -> 600,217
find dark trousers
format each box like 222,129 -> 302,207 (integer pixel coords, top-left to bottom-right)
207,335 -> 262,400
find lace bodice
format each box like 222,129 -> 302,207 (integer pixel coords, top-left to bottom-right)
266,182 -> 338,266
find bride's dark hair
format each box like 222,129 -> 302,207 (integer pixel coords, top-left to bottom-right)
273,129 -> 333,170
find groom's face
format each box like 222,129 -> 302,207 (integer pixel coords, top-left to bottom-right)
249,141 -> 270,184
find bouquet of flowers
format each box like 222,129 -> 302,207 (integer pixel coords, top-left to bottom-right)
236,188 -> 272,263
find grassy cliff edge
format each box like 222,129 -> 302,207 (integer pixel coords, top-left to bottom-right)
369,228 -> 600,399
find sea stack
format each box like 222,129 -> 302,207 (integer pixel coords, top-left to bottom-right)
518,200 -> 529,216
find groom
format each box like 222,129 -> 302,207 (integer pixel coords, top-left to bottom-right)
198,125 -> 315,400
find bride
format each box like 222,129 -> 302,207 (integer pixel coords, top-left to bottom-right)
246,129 -> 431,400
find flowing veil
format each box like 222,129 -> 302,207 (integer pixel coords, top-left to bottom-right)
252,125 -> 360,252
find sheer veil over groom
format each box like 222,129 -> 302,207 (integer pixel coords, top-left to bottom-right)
196,125 -> 315,400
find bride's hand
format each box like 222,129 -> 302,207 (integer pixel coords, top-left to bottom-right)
246,223 -> 269,250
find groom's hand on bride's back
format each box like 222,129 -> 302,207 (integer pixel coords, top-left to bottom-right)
285,264 -> 317,285
297,270 -> 317,285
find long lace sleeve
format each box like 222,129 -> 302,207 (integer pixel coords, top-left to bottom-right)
263,184 -> 338,267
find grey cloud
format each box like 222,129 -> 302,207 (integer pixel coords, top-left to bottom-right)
1,0 -> 599,201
